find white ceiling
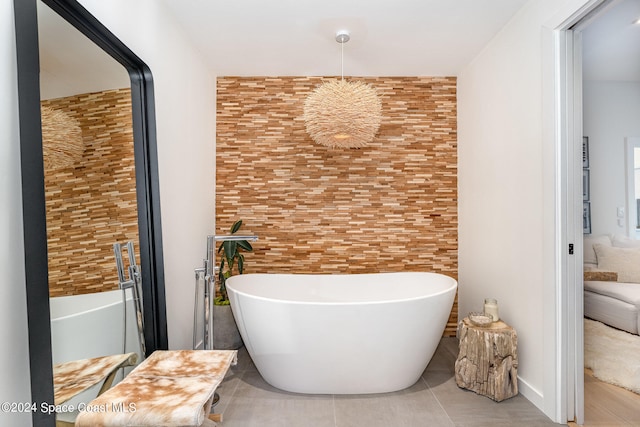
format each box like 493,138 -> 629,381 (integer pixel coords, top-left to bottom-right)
36,0 -> 640,100
37,1 -> 129,100
159,0 -> 529,77
582,0 -> 640,82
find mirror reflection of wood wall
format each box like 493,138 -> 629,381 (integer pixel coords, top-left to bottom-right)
42,88 -> 139,297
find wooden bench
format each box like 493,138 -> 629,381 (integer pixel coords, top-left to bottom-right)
74,350 -> 237,427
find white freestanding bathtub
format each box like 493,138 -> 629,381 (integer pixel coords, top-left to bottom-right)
226,272 -> 457,394
50,289 -> 142,365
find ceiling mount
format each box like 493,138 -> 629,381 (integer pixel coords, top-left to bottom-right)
335,30 -> 350,44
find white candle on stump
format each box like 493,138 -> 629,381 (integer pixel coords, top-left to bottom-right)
484,298 -> 499,322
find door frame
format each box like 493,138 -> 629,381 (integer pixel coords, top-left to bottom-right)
550,0 -> 615,424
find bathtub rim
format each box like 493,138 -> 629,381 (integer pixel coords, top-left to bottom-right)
49,289 -> 131,322
226,271 -> 457,306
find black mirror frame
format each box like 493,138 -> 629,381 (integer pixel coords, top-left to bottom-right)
13,0 -> 168,425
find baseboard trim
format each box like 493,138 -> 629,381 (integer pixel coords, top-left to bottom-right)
518,376 -> 545,413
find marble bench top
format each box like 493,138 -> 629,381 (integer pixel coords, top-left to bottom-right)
53,352 -> 138,405
74,350 -> 237,427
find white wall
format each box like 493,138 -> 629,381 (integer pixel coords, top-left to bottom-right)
458,0 -> 589,421
77,0 -> 216,350
5,0 -> 602,423
0,0 -> 34,425
583,81 -> 640,236
1,0 -> 215,423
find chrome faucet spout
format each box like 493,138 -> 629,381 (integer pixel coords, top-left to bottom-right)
213,234 -> 258,242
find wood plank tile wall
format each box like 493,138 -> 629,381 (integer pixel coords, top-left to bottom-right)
42,88 -> 139,297
216,76 -> 459,335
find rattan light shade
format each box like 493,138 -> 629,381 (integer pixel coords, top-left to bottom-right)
303,79 -> 382,148
41,105 -> 84,170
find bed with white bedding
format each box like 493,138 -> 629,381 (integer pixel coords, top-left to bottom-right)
583,234 -> 640,336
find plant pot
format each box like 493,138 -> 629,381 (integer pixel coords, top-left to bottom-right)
212,304 -> 243,350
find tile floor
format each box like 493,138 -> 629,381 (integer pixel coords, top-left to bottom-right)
213,337 -> 561,426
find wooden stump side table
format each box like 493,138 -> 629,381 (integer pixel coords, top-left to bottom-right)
455,317 -> 518,402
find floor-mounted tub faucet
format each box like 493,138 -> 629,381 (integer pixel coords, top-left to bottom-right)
193,234 -> 258,350
114,241 -> 146,358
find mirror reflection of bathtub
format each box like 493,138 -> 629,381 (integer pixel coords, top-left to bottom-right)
49,289 -> 143,394
50,289 -> 143,364
16,0 -> 167,423
39,1 -> 141,415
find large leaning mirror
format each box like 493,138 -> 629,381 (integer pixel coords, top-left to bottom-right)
13,0 -> 167,425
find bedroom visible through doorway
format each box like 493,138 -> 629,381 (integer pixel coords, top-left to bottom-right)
577,0 -> 640,425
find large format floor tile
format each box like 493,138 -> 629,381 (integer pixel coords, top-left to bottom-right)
215,338 -> 559,427
219,370 -> 335,427
333,380 -> 454,427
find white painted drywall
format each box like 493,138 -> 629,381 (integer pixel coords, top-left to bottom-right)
458,0 -> 590,421
77,0 -> 217,350
1,2 -> 215,423
583,81 -> 640,236
0,0 -> 33,425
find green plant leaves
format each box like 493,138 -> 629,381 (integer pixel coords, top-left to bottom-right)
214,295 -> 230,305
215,219 -> 254,304
238,254 -> 244,274
237,240 -> 253,251
230,219 -> 243,234
223,241 -> 237,263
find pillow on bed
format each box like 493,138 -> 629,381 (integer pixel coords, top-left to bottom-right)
584,234 -> 612,267
612,234 -> 640,248
593,243 -> 640,283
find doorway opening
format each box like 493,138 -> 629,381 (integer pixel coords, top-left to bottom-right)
564,0 -> 640,424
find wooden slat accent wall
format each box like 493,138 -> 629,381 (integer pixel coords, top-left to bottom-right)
216,76 -> 458,336
42,88 -> 138,297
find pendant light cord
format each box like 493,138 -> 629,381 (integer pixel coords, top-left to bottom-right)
336,31 -> 349,81
341,39 -> 344,81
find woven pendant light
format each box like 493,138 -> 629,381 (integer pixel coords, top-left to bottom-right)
303,31 -> 382,149
41,105 -> 84,170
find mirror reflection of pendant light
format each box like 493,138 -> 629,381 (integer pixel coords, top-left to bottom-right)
303,30 -> 382,148
41,105 -> 84,170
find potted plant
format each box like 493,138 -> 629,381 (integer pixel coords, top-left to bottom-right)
213,219 -> 253,349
